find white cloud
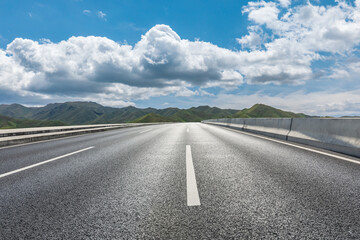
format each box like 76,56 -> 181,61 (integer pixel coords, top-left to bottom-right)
278,0 -> 291,8
238,0 -> 360,84
83,9 -> 91,15
97,11 -> 106,19
0,49 -> 34,93
39,38 -> 52,44
4,25 -> 244,94
1,0 -> 360,111
83,10 -> 107,20
212,90 -> 360,117
349,60 -> 360,74
175,88 -> 198,97
328,56 -> 360,82
198,89 -> 214,96
243,1 -> 280,28
237,30 -> 263,50
329,68 -> 350,80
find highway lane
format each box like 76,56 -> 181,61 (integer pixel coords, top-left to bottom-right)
0,123 -> 359,239
0,125 -> 167,175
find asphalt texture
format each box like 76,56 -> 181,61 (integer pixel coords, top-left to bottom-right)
0,123 -> 359,239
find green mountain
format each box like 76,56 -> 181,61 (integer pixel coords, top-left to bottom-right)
0,104 -> 35,119
131,113 -> 175,123
170,106 -> 238,122
231,104 -> 309,118
0,102 -> 310,125
0,102 -> 156,125
0,102 -> 238,124
0,114 -> 66,129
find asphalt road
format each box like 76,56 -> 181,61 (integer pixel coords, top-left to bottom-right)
1,123 -> 359,239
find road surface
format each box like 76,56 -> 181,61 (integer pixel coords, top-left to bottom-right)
1,123 -> 359,239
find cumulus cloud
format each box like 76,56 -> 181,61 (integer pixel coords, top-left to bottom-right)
243,1 -> 280,28
255,1 -> 360,53
212,90 -> 360,117
2,25 -> 244,101
236,26 -> 265,50
238,0 -> 360,84
278,0 -> 291,8
1,0 -> 360,111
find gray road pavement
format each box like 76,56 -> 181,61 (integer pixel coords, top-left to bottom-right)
1,123 -> 359,239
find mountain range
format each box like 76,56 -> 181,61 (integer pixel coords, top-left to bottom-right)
0,102 -> 309,128
0,114 -> 65,129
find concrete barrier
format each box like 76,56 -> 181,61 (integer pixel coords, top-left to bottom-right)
204,118 -> 233,128
229,118 -> 245,130
0,124 -> 128,137
203,118 -> 290,139
243,118 -> 291,140
0,123 -> 163,147
202,118 -> 360,158
287,118 -> 360,157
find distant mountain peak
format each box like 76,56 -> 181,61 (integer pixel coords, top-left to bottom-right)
231,103 -> 308,118
0,101 -> 310,125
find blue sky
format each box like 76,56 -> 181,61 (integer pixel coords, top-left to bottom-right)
0,0 -> 248,49
0,0 -> 360,116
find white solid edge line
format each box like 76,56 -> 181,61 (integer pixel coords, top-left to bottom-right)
0,146 -> 94,179
209,125 -> 360,165
0,125 -> 150,150
0,133 -> 92,150
186,145 -> 201,206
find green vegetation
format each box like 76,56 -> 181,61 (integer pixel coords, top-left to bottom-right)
231,104 -> 309,118
170,106 -> 238,122
0,102 -> 310,125
132,106 -> 239,123
131,113 -> 175,123
0,114 -> 66,129
0,102 -> 239,124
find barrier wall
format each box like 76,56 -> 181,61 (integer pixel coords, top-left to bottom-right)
243,118 -> 291,140
287,118 -> 360,157
0,123 -> 163,147
202,118 -> 360,158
